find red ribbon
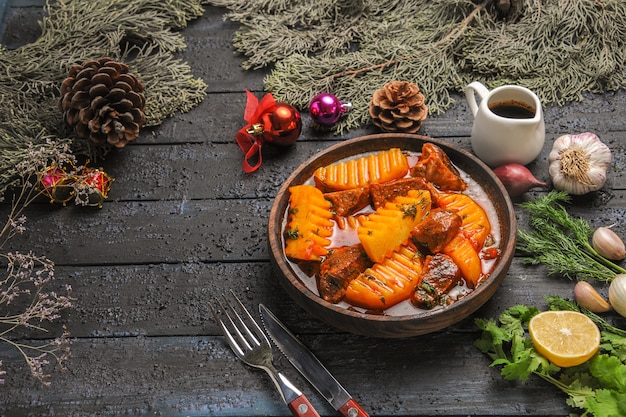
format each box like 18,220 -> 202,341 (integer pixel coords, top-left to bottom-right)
236,90 -> 277,173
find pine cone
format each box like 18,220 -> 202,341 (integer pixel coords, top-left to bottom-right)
60,57 -> 146,148
369,81 -> 428,133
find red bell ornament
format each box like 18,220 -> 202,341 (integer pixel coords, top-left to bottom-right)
236,90 -> 302,173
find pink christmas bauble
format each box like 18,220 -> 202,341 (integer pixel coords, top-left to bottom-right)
309,93 -> 351,125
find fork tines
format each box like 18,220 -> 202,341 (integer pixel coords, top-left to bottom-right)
211,291 -> 268,357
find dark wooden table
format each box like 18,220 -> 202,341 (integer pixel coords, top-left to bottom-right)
1,4 -> 625,417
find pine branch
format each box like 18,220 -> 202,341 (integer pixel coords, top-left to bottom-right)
0,0 -> 208,196
331,0 -> 489,81
209,0 -> 626,134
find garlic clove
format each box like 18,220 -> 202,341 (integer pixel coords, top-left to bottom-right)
609,274 -> 626,318
574,280 -> 610,313
592,226 -> 626,261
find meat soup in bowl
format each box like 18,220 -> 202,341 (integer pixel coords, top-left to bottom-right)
268,134 -> 516,338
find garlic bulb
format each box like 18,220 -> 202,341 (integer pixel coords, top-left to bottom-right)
548,132 -> 611,195
609,274 -> 626,318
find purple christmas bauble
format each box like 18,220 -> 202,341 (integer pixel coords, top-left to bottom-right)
309,93 -> 351,125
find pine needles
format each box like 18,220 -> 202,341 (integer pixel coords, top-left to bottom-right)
208,0 -> 626,134
0,0 -> 208,196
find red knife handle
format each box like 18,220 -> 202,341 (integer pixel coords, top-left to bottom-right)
288,394 -> 321,417
339,398 -> 370,417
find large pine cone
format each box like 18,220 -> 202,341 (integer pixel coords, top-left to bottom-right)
60,57 -> 146,148
369,81 -> 428,133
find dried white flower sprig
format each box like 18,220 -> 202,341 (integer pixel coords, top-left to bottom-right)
0,140 -> 75,386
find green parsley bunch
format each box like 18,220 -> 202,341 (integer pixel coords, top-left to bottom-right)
475,297 -> 626,417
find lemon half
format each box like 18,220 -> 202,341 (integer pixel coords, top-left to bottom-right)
529,310 -> 600,368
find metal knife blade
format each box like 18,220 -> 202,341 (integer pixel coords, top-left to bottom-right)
259,304 -> 369,417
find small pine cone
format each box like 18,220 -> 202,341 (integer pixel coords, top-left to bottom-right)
369,81 -> 428,133
60,57 -> 147,148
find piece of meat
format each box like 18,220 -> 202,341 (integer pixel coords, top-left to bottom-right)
410,143 -> 467,191
369,177 -> 432,209
411,253 -> 462,309
411,208 -> 462,253
317,244 -> 372,303
324,187 -> 370,217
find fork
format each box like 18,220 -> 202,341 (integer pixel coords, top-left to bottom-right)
211,291 -> 321,417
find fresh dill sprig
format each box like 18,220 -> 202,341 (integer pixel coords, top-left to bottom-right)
516,191 -> 626,282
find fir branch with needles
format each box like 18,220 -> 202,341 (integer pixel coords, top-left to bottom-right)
0,0 -> 208,196
208,0 -> 626,134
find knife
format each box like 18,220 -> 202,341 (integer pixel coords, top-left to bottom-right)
259,304 -> 370,417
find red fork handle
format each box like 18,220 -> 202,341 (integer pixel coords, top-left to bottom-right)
288,394 -> 321,417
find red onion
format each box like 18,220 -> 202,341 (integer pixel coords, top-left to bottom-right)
492,163 -> 547,197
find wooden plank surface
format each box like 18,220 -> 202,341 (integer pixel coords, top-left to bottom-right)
1,4 -> 626,417
4,189 -> 626,266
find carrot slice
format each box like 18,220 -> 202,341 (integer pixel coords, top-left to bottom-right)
436,192 -> 491,251
345,244 -> 424,310
313,148 -> 409,191
357,189 -> 431,263
284,185 -> 334,262
442,233 -> 482,288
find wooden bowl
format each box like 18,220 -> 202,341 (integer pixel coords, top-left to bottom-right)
268,134 -> 516,338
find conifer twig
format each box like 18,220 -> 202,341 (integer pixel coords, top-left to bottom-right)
0,0 -> 208,195
211,0 -> 626,134
332,0 -> 489,81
